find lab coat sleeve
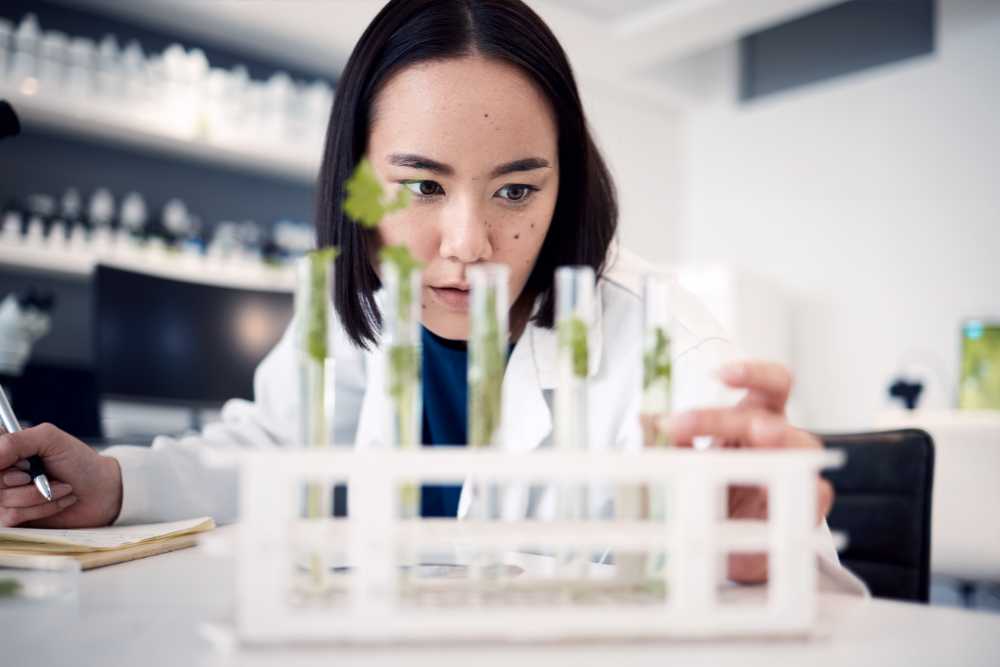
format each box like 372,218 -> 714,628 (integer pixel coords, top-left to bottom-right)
104,316 -> 367,526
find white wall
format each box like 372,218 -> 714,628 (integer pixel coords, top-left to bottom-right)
579,79 -> 683,266
679,0 -> 1000,430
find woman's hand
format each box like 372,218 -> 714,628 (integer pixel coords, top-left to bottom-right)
665,360 -> 834,584
0,423 -> 123,528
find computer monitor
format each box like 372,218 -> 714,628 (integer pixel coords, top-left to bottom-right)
959,319 -> 1000,410
94,264 -> 294,408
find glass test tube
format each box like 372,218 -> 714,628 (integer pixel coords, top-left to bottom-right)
641,273 -> 673,446
467,264 -> 509,582
467,264 -> 509,450
554,266 -> 594,453
294,250 -> 337,594
381,260 -> 423,519
554,266 -> 594,583
641,272 -> 674,583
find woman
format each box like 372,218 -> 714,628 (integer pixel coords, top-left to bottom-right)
0,0 -> 862,590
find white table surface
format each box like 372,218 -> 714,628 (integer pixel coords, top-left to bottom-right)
3,527 -> 1000,667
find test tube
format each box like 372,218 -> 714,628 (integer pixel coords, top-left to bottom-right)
641,273 -> 673,447
381,260 -> 423,514
467,263 -> 509,450
467,264 -> 509,586
554,266 -> 594,452
554,266 -> 595,585
641,272 -> 674,584
295,250 -> 337,451
294,249 -> 337,593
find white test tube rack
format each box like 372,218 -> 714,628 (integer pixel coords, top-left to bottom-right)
223,446 -> 844,643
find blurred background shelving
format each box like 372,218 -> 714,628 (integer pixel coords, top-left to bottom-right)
0,0 -> 325,442
0,241 -> 295,292
0,81 -> 320,184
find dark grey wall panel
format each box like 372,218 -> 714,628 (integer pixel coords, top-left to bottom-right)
0,269 -> 92,366
740,0 -> 935,101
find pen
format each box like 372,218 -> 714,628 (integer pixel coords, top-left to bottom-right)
0,386 -> 53,501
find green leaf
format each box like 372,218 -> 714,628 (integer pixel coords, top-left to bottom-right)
0,578 -> 21,598
378,244 -> 423,277
469,287 -> 505,447
342,158 -> 411,228
378,244 -> 424,327
643,326 -> 672,390
306,247 -> 339,363
558,316 -> 589,378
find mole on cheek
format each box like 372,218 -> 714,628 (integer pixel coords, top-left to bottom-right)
514,234 -> 520,240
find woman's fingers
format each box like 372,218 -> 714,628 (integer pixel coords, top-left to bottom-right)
1,468 -> 32,487
1,481 -> 73,508
666,407 -> 823,451
665,408 -> 790,448
0,495 -> 77,527
719,361 -> 793,412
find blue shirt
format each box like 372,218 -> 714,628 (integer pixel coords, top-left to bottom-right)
419,326 -> 469,517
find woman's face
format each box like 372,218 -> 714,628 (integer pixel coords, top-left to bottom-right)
368,55 -> 560,341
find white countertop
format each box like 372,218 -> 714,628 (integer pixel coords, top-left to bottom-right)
2,526 -> 999,667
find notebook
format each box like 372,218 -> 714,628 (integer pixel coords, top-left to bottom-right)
0,517 -> 215,570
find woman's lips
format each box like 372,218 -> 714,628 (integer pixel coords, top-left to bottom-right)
430,286 -> 470,310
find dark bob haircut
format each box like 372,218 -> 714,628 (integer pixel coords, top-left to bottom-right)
315,0 -> 618,349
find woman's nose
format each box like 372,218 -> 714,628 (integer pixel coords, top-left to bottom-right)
438,199 -> 493,264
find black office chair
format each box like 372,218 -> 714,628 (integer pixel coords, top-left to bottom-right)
821,429 -> 934,603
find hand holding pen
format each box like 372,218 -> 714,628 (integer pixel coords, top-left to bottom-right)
0,387 -> 123,528
0,386 -> 53,501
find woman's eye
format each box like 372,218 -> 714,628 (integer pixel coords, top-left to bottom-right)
495,184 -> 537,203
402,180 -> 443,197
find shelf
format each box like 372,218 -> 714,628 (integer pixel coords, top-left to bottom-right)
1,81 -> 320,185
0,242 -> 295,293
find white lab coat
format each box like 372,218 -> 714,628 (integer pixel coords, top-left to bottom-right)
104,246 -> 867,594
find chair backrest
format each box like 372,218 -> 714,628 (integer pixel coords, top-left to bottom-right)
821,429 -> 934,602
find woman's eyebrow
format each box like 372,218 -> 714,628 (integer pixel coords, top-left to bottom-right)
491,157 -> 550,178
387,153 -> 454,175
386,154 -> 551,178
